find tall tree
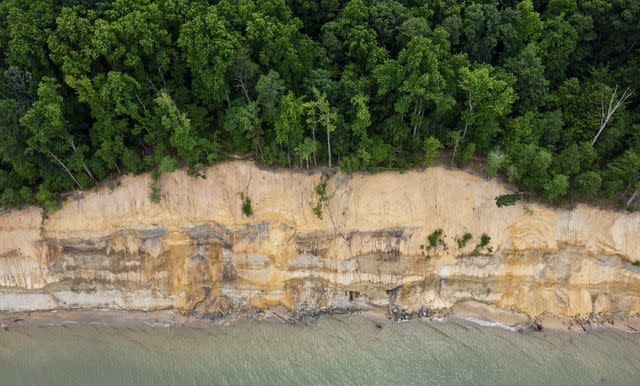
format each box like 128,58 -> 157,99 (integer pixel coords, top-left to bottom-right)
275,91 -> 305,167
350,94 -> 372,166
21,77 -> 85,189
179,6 -> 240,105
305,88 -> 337,167
375,30 -> 456,140
456,64 -> 515,155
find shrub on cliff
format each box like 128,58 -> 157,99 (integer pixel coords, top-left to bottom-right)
495,193 -> 523,208
455,233 -> 473,249
423,136 -> 442,167
240,192 -> 253,217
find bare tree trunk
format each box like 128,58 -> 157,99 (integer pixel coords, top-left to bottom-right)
412,100 -> 420,138
147,77 -> 159,96
461,101 -> 474,144
47,151 -> 83,189
592,85 -> 635,145
460,121 -> 469,145
69,138 -> 95,181
327,128 -> 332,168
411,99 -> 424,138
311,123 -> 317,166
157,66 -> 167,88
135,92 -> 147,112
626,191 -> 638,209
236,68 -> 250,103
451,135 -> 460,166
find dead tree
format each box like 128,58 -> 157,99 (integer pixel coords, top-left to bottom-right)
592,85 -> 635,146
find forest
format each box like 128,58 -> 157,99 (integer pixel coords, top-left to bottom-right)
0,0 -> 638,210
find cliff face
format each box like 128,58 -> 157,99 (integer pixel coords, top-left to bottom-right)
1,161 -> 639,322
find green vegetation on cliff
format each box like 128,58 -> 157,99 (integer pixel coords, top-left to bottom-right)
0,0 -> 639,209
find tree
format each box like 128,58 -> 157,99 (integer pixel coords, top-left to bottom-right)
574,171 -> 602,200
456,64 -> 515,156
305,88 -> 337,167
3,0 -> 57,77
275,91 -> 305,166
178,6 -> 240,105
350,94 -> 372,166
508,143 -> 553,192
246,4 -> 317,86
21,77 -> 84,189
374,30 -> 456,140
0,96 -> 37,183
549,76 -> 632,154
294,137 -> 317,168
544,174 -> 569,203
69,71 -> 144,175
368,0 -> 409,51
222,100 -> 262,155
397,17 -> 431,48
461,2 -> 502,63
423,136 -> 442,166
337,0 -> 387,72
539,15 -> 578,85
591,85 -> 635,145
485,149 -> 507,179
256,70 -> 286,125
605,150 -> 640,208
230,46 -> 259,103
504,44 -> 549,113
155,90 -> 197,162
514,0 -> 542,45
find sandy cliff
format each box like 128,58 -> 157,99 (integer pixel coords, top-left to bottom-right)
1,161 -> 639,327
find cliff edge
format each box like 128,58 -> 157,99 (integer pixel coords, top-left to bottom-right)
1,161 -> 639,329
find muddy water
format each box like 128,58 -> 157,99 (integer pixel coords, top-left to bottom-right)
0,315 -> 639,385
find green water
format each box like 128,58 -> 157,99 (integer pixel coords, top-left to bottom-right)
1,316 -> 639,385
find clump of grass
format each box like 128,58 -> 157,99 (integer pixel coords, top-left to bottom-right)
632,261 -> 640,267
422,228 -> 447,259
495,193 -> 523,208
428,229 -> 445,248
312,177 -> 328,219
240,192 -> 253,217
479,233 -> 491,247
469,233 -> 493,256
419,244 -> 431,261
455,233 -> 473,249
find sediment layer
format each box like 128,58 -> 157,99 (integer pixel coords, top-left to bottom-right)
1,161 -> 639,325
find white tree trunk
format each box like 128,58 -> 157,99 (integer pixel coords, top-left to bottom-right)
592,86 -> 635,145
311,123 -> 317,166
626,191 -> 638,209
69,138 -> 95,181
327,128 -> 332,168
48,151 -> 82,189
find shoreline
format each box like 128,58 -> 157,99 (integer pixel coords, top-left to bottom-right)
2,304 -> 639,334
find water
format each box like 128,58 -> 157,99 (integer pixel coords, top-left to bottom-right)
1,315 -> 639,385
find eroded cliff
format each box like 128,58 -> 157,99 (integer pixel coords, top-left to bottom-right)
1,161 -> 639,326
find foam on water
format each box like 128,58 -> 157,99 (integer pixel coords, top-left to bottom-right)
457,317 -> 517,331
